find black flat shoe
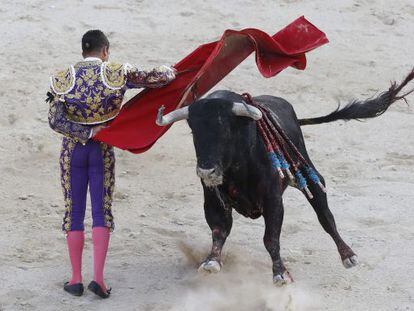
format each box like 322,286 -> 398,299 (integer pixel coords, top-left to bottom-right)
63,282 -> 84,296
87,281 -> 111,299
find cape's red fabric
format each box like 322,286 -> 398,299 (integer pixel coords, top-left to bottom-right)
95,16 -> 328,153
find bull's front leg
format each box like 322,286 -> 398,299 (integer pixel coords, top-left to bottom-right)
263,193 -> 293,286
199,187 -> 233,273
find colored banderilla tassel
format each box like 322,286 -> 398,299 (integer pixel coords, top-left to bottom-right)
294,169 -> 313,199
305,166 -> 327,193
268,152 -> 285,178
277,153 -> 295,181
249,94 -> 328,199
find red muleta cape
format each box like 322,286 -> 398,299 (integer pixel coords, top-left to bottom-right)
95,16 -> 328,153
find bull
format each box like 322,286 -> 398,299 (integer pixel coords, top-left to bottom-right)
156,70 -> 413,284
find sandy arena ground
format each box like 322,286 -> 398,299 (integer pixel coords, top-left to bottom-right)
0,0 -> 413,310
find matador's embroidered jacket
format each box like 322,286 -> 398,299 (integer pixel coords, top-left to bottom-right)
48,57 -> 175,143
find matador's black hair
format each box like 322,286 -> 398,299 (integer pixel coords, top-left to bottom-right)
82,30 -> 109,53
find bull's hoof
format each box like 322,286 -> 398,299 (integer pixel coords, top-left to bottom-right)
198,259 -> 222,273
342,255 -> 358,269
273,270 -> 293,286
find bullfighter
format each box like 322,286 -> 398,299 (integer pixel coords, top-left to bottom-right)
47,29 -> 175,298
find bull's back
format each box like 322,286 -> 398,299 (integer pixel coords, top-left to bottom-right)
207,90 -> 308,157
253,95 -> 298,131
207,90 -> 298,125
254,95 -> 307,152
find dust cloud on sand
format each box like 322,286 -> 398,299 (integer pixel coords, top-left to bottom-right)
172,241 -> 320,311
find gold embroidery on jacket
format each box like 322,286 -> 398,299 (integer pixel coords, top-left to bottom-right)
61,61 -> 125,124
48,98 -> 90,144
102,62 -> 126,89
51,67 -> 75,94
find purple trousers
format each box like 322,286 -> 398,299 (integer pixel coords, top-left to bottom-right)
60,137 -> 115,232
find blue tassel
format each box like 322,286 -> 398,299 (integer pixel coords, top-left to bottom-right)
295,169 -> 314,198
295,170 -> 307,190
305,166 -> 327,192
276,152 -> 295,181
268,152 -> 285,178
305,166 -> 320,184
277,153 -> 290,170
268,152 -> 281,169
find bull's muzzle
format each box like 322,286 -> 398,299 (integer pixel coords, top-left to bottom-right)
196,167 -> 223,187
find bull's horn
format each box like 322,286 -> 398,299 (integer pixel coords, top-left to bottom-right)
156,105 -> 189,126
232,102 -> 262,120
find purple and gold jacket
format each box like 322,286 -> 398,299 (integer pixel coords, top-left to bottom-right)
48,57 -> 175,143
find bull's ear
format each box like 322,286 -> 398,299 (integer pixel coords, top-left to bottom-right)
232,102 -> 262,120
156,105 -> 189,126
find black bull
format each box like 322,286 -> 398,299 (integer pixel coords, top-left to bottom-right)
157,69 -> 413,284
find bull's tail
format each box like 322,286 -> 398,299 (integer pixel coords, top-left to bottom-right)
299,68 -> 414,126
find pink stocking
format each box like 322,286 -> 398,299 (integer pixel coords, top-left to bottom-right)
92,227 -> 110,291
66,231 -> 85,285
